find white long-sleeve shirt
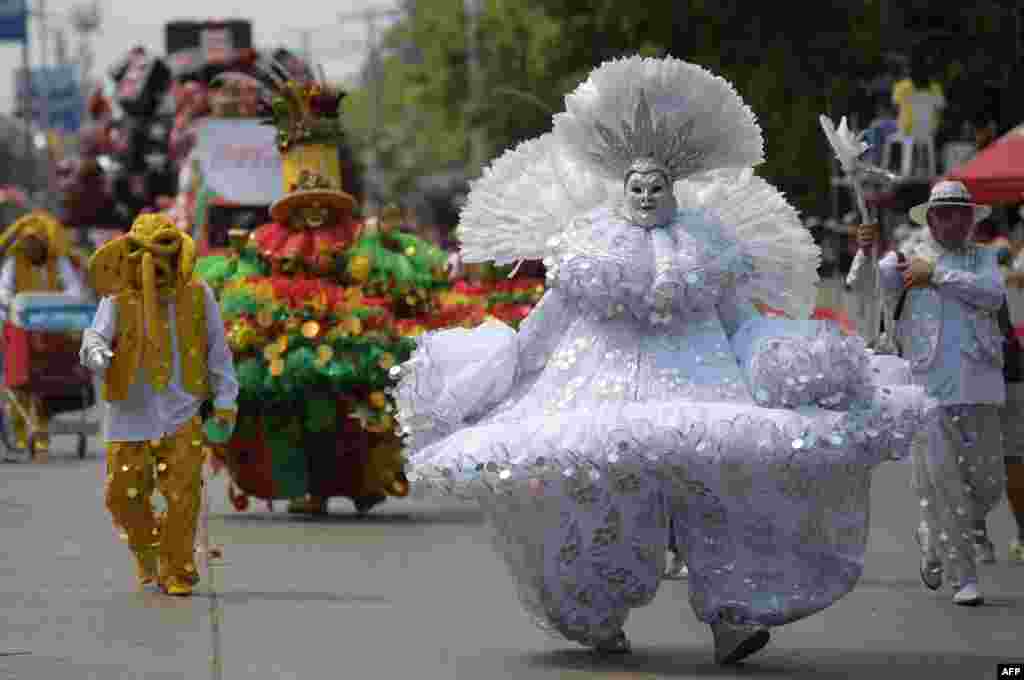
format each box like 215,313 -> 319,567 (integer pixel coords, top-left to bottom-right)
80,281 -> 239,442
877,236 -> 1006,406
844,248 -> 885,345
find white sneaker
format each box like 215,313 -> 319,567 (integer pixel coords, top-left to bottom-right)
952,582 -> 983,606
974,539 -> 996,564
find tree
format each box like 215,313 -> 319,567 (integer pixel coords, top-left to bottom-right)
341,0 -> 471,205
342,1 -> 1010,217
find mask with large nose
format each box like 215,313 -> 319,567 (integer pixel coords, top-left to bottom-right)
624,169 -> 677,229
87,213 -> 199,393
125,222 -> 183,296
120,217 -> 195,361
19,234 -> 49,266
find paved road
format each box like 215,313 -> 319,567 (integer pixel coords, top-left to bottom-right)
1,421 -> 1022,680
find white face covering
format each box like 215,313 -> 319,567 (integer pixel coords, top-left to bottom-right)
624,171 -> 677,229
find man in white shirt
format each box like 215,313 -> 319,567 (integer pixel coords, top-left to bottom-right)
0,212 -> 88,458
855,181 -> 1005,606
80,213 -> 238,597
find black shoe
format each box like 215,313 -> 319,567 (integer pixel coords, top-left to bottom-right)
353,495 -> 386,515
593,632 -> 631,655
919,557 -> 943,591
712,622 -> 770,665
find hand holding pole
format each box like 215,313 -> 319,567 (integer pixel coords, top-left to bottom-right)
820,115 -> 887,349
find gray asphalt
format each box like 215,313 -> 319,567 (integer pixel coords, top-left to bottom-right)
1,415 -> 1021,680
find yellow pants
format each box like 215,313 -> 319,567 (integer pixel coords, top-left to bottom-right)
7,389 -> 49,449
105,415 -> 205,585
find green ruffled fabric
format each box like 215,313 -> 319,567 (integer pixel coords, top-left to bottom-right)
197,229 -> 438,445
196,249 -> 268,293
227,314 -> 414,405
347,231 -> 447,290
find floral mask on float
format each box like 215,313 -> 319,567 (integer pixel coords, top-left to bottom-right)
624,162 -> 677,229
268,169 -> 352,274
290,201 -> 334,231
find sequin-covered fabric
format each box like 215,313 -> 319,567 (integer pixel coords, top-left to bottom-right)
394,206 -> 933,646
911,405 -> 1005,585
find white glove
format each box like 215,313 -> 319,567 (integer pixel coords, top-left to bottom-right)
446,252 -> 463,279
84,345 -> 114,372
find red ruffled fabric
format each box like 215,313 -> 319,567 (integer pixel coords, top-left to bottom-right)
452,280 -> 487,296
251,277 -> 395,333
265,276 -> 345,309
360,296 -> 391,309
488,302 -> 534,324
251,219 -> 361,268
253,222 -> 291,257
427,304 -> 486,330
280,231 -> 314,260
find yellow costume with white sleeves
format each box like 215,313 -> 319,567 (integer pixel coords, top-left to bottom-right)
82,213 -> 239,596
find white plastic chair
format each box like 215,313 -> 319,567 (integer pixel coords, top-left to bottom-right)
883,90 -> 943,178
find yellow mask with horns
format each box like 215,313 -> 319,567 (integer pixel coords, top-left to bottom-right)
89,213 -> 196,297
88,213 -> 200,394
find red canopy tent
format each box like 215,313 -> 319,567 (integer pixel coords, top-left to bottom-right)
946,123 -> 1024,204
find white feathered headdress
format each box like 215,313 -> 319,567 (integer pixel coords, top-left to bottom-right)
553,56 -> 764,182
455,55 -> 820,318
675,169 -> 822,319
456,133 -> 611,266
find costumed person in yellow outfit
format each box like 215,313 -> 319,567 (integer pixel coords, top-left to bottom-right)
0,211 -> 87,459
891,57 -> 945,138
80,212 -> 239,596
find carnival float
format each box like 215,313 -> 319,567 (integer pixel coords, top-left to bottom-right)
193,68 -> 545,515
52,19 -> 547,514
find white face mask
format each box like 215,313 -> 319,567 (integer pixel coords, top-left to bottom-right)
624,171 -> 677,229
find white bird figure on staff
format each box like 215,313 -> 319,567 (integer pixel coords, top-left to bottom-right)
819,114 -> 899,353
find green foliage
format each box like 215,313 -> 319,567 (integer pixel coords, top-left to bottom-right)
341,1 -> 1014,217
342,0 -> 473,200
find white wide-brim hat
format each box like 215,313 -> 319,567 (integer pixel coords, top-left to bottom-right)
909,180 -> 992,226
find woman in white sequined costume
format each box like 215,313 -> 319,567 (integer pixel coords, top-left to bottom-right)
392,57 -> 933,665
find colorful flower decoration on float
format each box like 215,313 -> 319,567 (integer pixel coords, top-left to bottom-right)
258,63 -> 347,153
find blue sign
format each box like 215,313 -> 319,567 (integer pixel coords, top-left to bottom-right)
16,65 -> 83,132
0,0 -> 27,42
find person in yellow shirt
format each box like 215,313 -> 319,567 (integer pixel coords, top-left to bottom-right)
891,77 -> 945,137
892,56 -> 945,139
0,211 -> 87,459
